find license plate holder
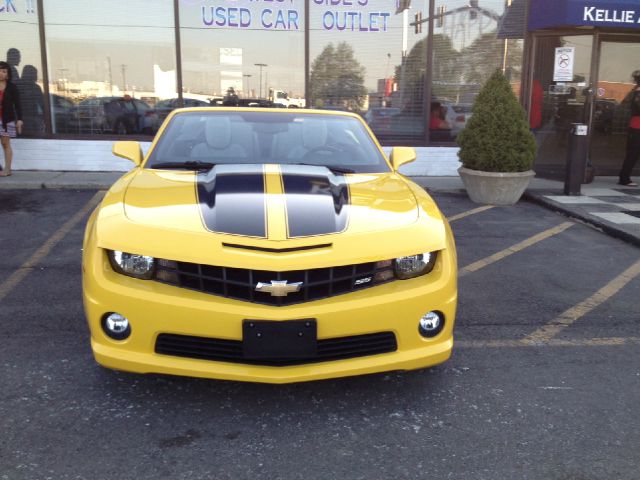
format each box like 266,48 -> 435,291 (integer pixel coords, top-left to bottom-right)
242,319 -> 317,360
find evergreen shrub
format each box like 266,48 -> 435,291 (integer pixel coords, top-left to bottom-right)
457,70 -> 536,172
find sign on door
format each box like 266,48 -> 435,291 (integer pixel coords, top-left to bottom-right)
554,47 -> 575,82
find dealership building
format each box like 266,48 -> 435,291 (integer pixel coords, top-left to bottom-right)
2,0 -> 640,178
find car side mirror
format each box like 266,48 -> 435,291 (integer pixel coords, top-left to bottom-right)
390,147 -> 416,171
112,141 -> 143,166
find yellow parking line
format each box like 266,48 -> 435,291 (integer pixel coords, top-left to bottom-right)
0,191 -> 104,303
456,337 -> 640,348
448,205 -> 494,222
456,339 -> 524,348
523,257 -> 640,344
459,222 -> 574,278
548,337 -> 640,347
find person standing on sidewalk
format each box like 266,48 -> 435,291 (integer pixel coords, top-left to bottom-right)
619,70 -> 640,187
0,60 -> 23,177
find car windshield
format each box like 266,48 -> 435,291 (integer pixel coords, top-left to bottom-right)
146,111 -> 390,174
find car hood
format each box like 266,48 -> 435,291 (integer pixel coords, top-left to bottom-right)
122,165 -> 418,236
96,165 -> 448,269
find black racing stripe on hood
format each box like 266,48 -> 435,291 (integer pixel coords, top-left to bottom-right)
196,165 -> 266,237
281,165 -> 350,238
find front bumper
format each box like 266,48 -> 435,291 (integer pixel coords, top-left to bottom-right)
83,248 -> 457,384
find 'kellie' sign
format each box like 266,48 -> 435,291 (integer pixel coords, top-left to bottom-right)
529,0 -> 640,30
583,6 -> 638,24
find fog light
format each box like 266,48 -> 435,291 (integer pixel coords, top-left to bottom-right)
102,313 -> 131,340
419,311 -> 444,338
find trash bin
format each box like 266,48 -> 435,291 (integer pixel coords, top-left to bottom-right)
564,123 -> 588,195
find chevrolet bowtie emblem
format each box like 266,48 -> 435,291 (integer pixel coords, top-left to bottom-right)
255,280 -> 303,297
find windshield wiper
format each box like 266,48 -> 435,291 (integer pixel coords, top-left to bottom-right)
290,163 -> 355,174
151,161 -> 217,171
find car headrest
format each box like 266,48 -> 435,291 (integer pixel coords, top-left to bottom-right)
302,120 -> 328,150
205,117 -> 232,149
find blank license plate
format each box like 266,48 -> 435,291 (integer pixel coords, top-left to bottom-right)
242,319 -> 317,360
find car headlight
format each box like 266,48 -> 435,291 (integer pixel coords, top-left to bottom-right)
394,252 -> 437,279
107,250 -> 155,279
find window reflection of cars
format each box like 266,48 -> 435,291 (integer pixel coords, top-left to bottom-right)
131,99 -> 160,134
68,96 -> 159,135
389,108 -> 425,137
364,107 -> 400,135
386,101 -> 472,141
51,94 -> 76,134
155,98 -> 210,122
317,105 -> 350,112
448,103 -> 473,137
237,98 -> 274,108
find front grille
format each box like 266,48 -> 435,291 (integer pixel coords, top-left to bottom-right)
155,331 -> 398,366
154,259 -> 395,306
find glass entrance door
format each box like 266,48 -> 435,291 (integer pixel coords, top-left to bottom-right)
590,38 -> 640,176
530,35 -> 593,179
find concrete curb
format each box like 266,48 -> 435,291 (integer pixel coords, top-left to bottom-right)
524,191 -> 640,249
0,171 -> 122,190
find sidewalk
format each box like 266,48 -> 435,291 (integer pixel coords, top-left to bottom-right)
415,175 -> 640,248
1,170 -> 639,247
0,171 -> 122,190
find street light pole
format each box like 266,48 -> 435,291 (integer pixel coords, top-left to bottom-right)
502,0 -> 512,74
121,64 -> 127,94
254,63 -> 267,99
58,68 -> 69,94
243,74 -> 252,97
107,57 -> 113,94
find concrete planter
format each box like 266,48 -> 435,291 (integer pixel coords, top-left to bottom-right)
458,167 -> 535,206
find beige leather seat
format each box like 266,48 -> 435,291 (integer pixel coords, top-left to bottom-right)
191,117 -> 249,160
272,119 -> 329,162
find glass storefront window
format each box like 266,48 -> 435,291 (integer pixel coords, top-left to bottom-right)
591,39 -> 640,175
0,1 -> 44,137
4,0 -> 536,144
179,1 -> 305,114
310,0 -> 428,142
430,0 -> 525,142
43,0 -> 177,136
531,35 -> 593,177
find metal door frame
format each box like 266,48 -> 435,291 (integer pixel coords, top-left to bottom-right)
588,32 -> 640,170
526,30 -> 640,166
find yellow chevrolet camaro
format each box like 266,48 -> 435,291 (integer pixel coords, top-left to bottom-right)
82,107 -> 457,383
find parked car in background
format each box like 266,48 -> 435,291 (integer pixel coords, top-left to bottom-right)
67,96 -> 159,135
155,98 -> 210,123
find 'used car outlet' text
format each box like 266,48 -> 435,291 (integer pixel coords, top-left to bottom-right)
200,3 -> 390,31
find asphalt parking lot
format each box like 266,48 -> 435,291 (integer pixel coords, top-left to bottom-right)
1,188 -> 639,480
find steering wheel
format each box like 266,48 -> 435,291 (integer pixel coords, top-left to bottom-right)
302,145 -> 342,160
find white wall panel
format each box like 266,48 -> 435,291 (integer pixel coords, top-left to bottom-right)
9,140 -> 461,176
